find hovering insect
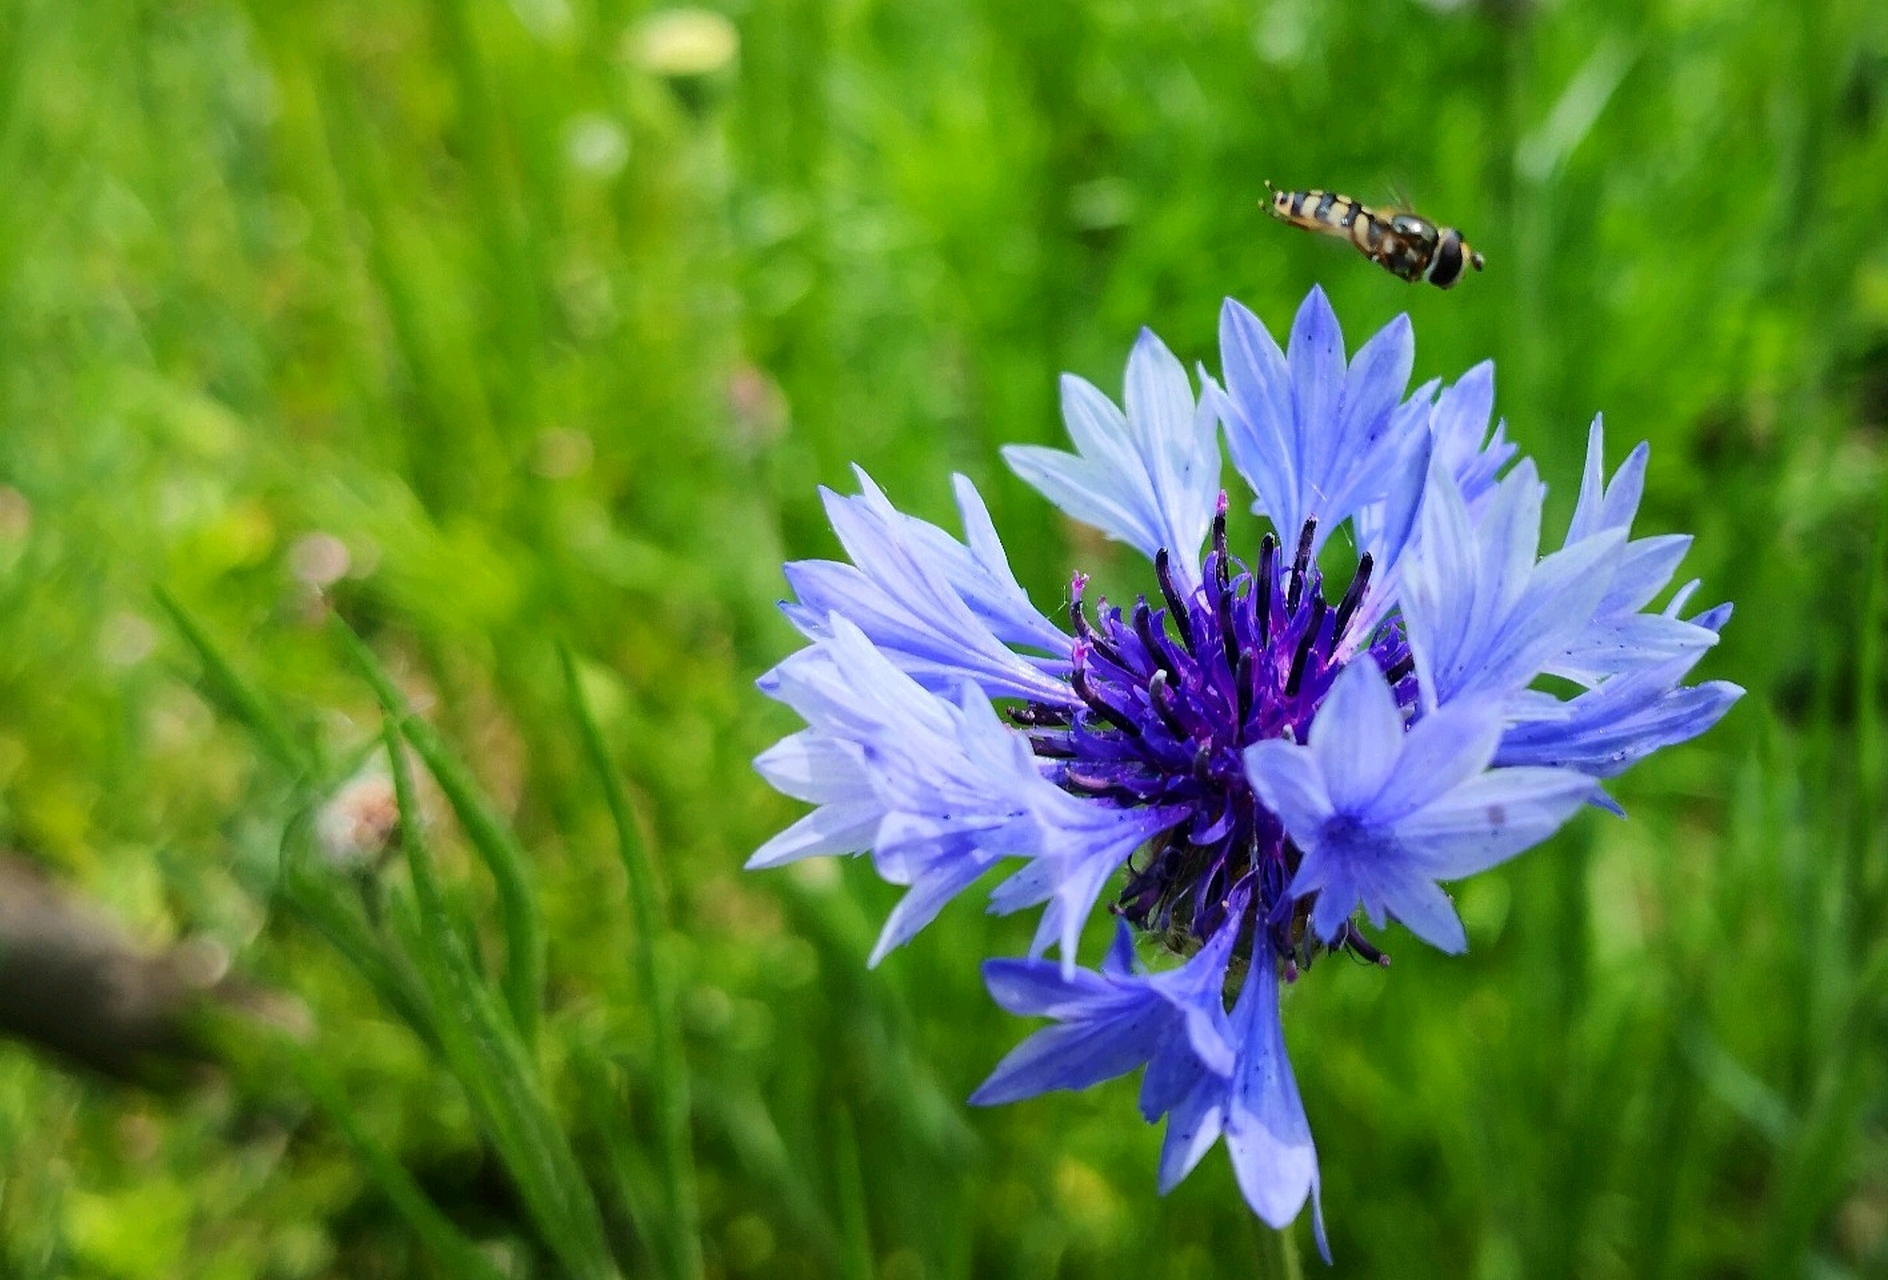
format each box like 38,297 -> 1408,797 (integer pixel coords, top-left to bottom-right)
1263,182 -> 1484,289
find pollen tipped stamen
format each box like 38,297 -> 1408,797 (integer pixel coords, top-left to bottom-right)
1284,598 -> 1326,698
1147,671 -> 1192,742
1287,518 -> 1318,614
1133,603 -> 1181,685
1329,552 -> 1374,654
1339,922 -> 1392,967
1154,550 -> 1196,654
1211,504 -> 1231,590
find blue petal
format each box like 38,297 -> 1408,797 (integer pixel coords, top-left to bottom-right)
1395,459 -> 1479,702
1601,534 -> 1694,616
1243,741 -> 1333,839
1285,290 -> 1347,507
758,619 -> 1117,963
746,804 -> 880,869
1396,768 -> 1598,879
1101,921 -> 1139,977
760,633 -> 955,749
1365,699 -> 1503,824
1497,658 -> 1745,780
982,952 -> 1116,1018
1291,818 -> 1396,945
1222,961 -> 1322,1235
1217,298 -> 1297,528
988,789 -> 1186,976
1551,609 -> 1718,687
1307,658 -> 1406,812
1354,416 -> 1433,572
1471,530 -> 1625,698
1400,462 -> 1626,711
1427,360 -> 1514,513
1565,417 -> 1648,543
1002,328 -> 1219,589
971,916 -> 1241,1107
752,730 -> 873,805
1549,424 -> 1726,684
869,841 -> 1005,966
968,1000 -> 1171,1104
861,469 -> 1072,657
1154,1063 -> 1226,1192
1269,657 -> 1592,954
1142,1026 -> 1213,1122
1217,290 -> 1423,557
1369,867 -> 1468,954
784,475 -> 1078,706
1317,317 -> 1418,525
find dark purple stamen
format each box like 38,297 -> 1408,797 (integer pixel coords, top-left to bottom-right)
1286,518 -> 1317,614
1010,500 -> 1419,959
1329,553 -> 1373,655
1154,550 -> 1195,654
1134,605 -> 1180,685
1284,599 -> 1326,699
1337,922 -> 1392,967
1254,534 -> 1276,647
1071,664 -> 1143,738
1008,705 -> 1070,727
1147,671 -> 1191,741
1026,734 -> 1078,758
1211,504 -> 1232,586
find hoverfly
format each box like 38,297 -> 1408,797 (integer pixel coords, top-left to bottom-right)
1263,181 -> 1484,289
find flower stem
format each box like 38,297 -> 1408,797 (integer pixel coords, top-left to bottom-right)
1256,1223 -> 1303,1280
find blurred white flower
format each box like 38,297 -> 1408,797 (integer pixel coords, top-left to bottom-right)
316,759 -> 401,868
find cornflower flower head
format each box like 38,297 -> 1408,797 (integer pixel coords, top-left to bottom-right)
749,287 -> 1742,1257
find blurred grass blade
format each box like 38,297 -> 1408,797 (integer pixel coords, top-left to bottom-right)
159,591 -> 444,1042
1516,34 -> 1636,183
1854,469 -> 1888,935
155,586 -> 314,780
561,643 -> 704,1280
333,615 -> 545,1047
382,718 -> 619,1280
694,1077 -> 841,1262
568,1039 -> 664,1268
270,1029 -> 510,1280
275,810 -> 438,1048
832,1105 -> 874,1280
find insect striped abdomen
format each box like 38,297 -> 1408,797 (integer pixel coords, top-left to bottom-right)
1264,180 -> 1484,290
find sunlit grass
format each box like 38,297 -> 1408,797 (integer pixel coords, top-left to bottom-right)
0,0 -> 1884,1276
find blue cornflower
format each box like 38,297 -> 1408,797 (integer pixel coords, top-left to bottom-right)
749,287 -> 1741,1255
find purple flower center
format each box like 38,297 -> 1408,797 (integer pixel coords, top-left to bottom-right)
1012,500 -> 1416,968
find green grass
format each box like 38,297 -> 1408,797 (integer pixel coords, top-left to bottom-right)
0,0 -> 1884,1275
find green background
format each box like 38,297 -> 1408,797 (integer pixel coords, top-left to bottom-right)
0,0 -> 1883,1275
